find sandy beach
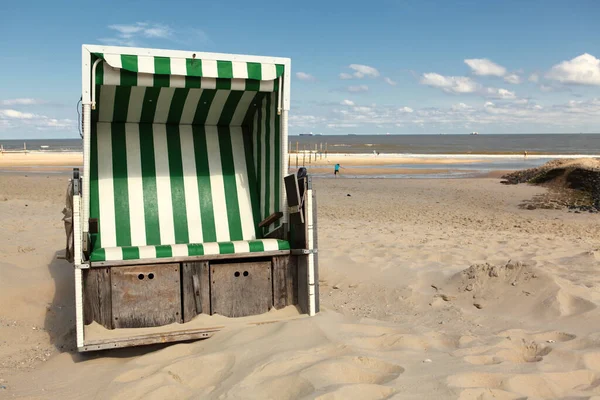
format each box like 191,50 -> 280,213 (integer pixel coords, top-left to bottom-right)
2,165 -> 600,399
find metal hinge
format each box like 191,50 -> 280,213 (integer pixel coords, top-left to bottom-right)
291,249 -> 318,255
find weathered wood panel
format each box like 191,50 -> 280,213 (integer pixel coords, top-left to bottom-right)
211,262 -> 272,317
272,255 -> 298,309
182,261 -> 210,322
83,267 -> 112,329
312,189 -> 320,313
111,264 -> 181,328
297,255 -> 309,314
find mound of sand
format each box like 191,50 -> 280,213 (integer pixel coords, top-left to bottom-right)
502,158 -> 600,211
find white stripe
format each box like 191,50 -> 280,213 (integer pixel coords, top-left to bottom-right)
171,58 -> 187,76
179,125 -> 203,243
180,89 -> 203,124
104,54 -> 122,69
103,65 -> 121,86
262,239 -> 279,251
205,126 -> 230,241
231,91 -> 255,126
98,85 -> 116,122
138,246 -> 156,259
202,60 -> 218,78
233,241 -> 250,253
201,77 -> 217,89
230,127 -> 256,240
124,124 -> 146,246
171,244 -> 188,257
154,87 -> 176,123
203,242 -> 220,255
152,124 -> 176,244
127,87 -> 146,123
137,72 -> 153,87
259,79 -> 274,92
170,75 -> 186,88
261,64 -> 277,80
137,56 -> 155,75
269,93 -> 276,217
230,79 -> 246,91
104,247 -> 123,261
260,96 -> 267,220
205,90 -> 230,125
96,123 -> 116,247
232,62 -> 249,79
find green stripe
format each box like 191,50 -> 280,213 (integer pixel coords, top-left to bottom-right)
90,122 -> 100,249
185,76 -> 201,89
264,93 -> 272,221
187,243 -> 204,256
155,245 -> 172,258
256,97 -> 264,228
276,64 -> 284,78
215,79 -> 231,90
218,242 -> 235,254
192,90 -> 216,125
186,58 -> 203,77
192,125 -> 217,242
248,240 -> 265,252
218,126 -> 243,241
120,70 -> 137,87
278,240 -> 290,250
122,247 -> 140,260
273,93 -> 281,216
166,88 -> 189,124
95,53 -> 104,86
139,124 -> 161,245
113,86 -> 131,123
139,87 -> 161,123
111,123 -> 131,246
154,57 -> 171,74
242,124 -> 261,237
245,79 -> 260,91
217,61 -> 233,78
218,91 -> 243,126
247,63 -> 261,80
165,125 -> 189,244
90,248 -> 105,262
121,55 -> 138,72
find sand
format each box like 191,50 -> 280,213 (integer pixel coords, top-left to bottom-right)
3,171 -> 600,399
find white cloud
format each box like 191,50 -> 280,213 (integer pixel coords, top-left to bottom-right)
504,73 -> 522,84
341,99 -> 355,106
384,77 -> 397,86
346,85 -> 369,93
514,99 -> 529,105
100,22 -> 207,47
399,106 -> 413,113
483,87 -> 516,99
540,84 -> 553,92
452,103 -> 472,110
349,64 -> 380,78
420,73 -> 480,94
546,53 -> 600,85
1,98 -> 47,106
339,72 -> 353,80
327,123 -> 358,128
464,58 -> 507,77
0,109 -> 74,131
296,72 -> 316,82
529,73 -> 540,83
484,101 -> 495,107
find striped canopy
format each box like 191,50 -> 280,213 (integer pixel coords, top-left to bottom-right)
88,49 -> 285,263
94,53 -> 283,91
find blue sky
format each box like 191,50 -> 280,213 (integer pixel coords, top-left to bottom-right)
0,0 -> 599,138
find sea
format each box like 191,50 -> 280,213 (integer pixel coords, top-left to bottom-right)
1,134 -> 598,178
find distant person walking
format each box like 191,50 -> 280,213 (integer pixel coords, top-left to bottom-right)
524,150 -> 528,158
334,163 -> 341,177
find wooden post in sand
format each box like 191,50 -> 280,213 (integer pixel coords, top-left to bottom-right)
302,145 -> 306,167
325,142 -> 328,158
320,142 -> 323,159
295,142 -> 299,168
315,144 -> 318,162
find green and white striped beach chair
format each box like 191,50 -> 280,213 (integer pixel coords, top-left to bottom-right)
70,45 -> 319,351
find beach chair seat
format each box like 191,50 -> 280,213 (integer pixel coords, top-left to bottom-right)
89,239 -> 290,262
89,121 -> 287,265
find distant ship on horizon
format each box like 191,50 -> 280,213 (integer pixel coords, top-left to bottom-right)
470,131 -> 479,135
